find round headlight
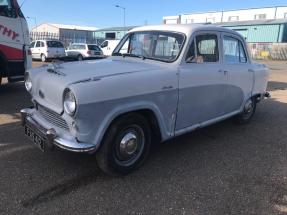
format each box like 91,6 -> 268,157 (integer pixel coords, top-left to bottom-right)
63,90 -> 77,116
24,74 -> 32,92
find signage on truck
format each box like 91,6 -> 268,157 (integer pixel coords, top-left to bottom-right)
0,23 -> 19,40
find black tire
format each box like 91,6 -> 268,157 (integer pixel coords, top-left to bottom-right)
77,55 -> 83,61
234,97 -> 257,124
41,54 -> 46,62
96,113 -> 152,176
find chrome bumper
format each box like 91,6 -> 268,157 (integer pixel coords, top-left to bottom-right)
21,108 -> 97,153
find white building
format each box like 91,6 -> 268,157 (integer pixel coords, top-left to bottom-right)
163,6 -> 287,24
30,23 -> 98,43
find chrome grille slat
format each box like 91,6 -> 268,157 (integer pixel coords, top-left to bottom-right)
37,105 -> 69,131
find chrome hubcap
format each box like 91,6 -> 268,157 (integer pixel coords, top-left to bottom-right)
114,126 -> 145,166
244,100 -> 253,114
120,132 -> 138,156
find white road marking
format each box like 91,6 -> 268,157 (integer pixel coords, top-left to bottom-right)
0,145 -> 33,159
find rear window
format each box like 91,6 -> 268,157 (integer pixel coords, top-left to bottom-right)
47,41 -> 64,48
88,45 -> 100,51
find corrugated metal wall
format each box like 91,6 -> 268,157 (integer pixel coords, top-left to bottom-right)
226,24 -> 285,43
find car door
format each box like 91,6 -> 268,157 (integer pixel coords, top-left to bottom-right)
100,41 -> 109,55
30,42 -> 36,58
221,33 -> 254,113
33,41 -> 41,59
176,31 -> 228,131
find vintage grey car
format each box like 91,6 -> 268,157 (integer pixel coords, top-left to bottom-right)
21,24 -> 269,175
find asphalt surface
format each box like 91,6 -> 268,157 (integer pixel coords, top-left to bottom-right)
0,60 -> 287,215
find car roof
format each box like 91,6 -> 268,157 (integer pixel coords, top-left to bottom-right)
130,24 -> 242,38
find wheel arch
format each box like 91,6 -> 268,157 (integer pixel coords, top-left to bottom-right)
93,104 -> 169,152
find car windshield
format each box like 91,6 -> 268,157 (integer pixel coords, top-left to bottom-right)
113,31 -> 185,62
88,45 -> 99,50
47,41 -> 64,48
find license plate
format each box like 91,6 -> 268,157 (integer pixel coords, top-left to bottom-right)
24,126 -> 46,152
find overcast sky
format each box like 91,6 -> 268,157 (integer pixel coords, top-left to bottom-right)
20,0 -> 287,29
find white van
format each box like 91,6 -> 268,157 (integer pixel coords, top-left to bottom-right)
100,40 -> 120,56
30,40 -> 66,62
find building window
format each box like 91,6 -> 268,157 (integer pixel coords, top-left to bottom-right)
284,13 -> 287,19
206,17 -> 215,23
254,14 -> 266,20
228,16 -> 239,21
186,19 -> 194,24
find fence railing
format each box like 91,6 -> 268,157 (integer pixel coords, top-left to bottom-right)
248,43 -> 287,60
28,33 -> 287,60
29,32 -> 105,47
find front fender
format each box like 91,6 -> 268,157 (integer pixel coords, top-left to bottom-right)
75,98 -> 176,151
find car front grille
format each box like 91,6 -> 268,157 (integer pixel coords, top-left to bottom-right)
37,105 -> 69,131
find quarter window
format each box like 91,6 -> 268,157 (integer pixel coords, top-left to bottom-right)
223,36 -> 247,63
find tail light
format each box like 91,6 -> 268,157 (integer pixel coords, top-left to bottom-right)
87,50 -> 92,55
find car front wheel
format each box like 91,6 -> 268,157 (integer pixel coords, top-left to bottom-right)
96,113 -> 152,176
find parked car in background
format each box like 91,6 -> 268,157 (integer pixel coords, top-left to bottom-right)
30,40 -> 66,62
66,43 -> 104,61
0,0 -> 32,85
100,40 -> 120,56
22,24 -> 269,176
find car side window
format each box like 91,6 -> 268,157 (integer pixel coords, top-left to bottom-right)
185,40 -> 195,62
239,42 -> 247,63
186,34 -> 219,63
0,0 -> 17,18
35,41 -> 41,48
101,41 -> 108,48
196,34 -> 219,62
41,42 -> 45,47
223,36 -> 247,63
30,42 -> 35,48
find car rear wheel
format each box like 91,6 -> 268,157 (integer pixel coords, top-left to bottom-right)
41,54 -> 47,62
96,113 -> 152,176
234,97 -> 256,124
77,55 -> 83,61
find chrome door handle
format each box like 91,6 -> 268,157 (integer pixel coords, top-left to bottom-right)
218,70 -> 228,75
162,86 -> 174,90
